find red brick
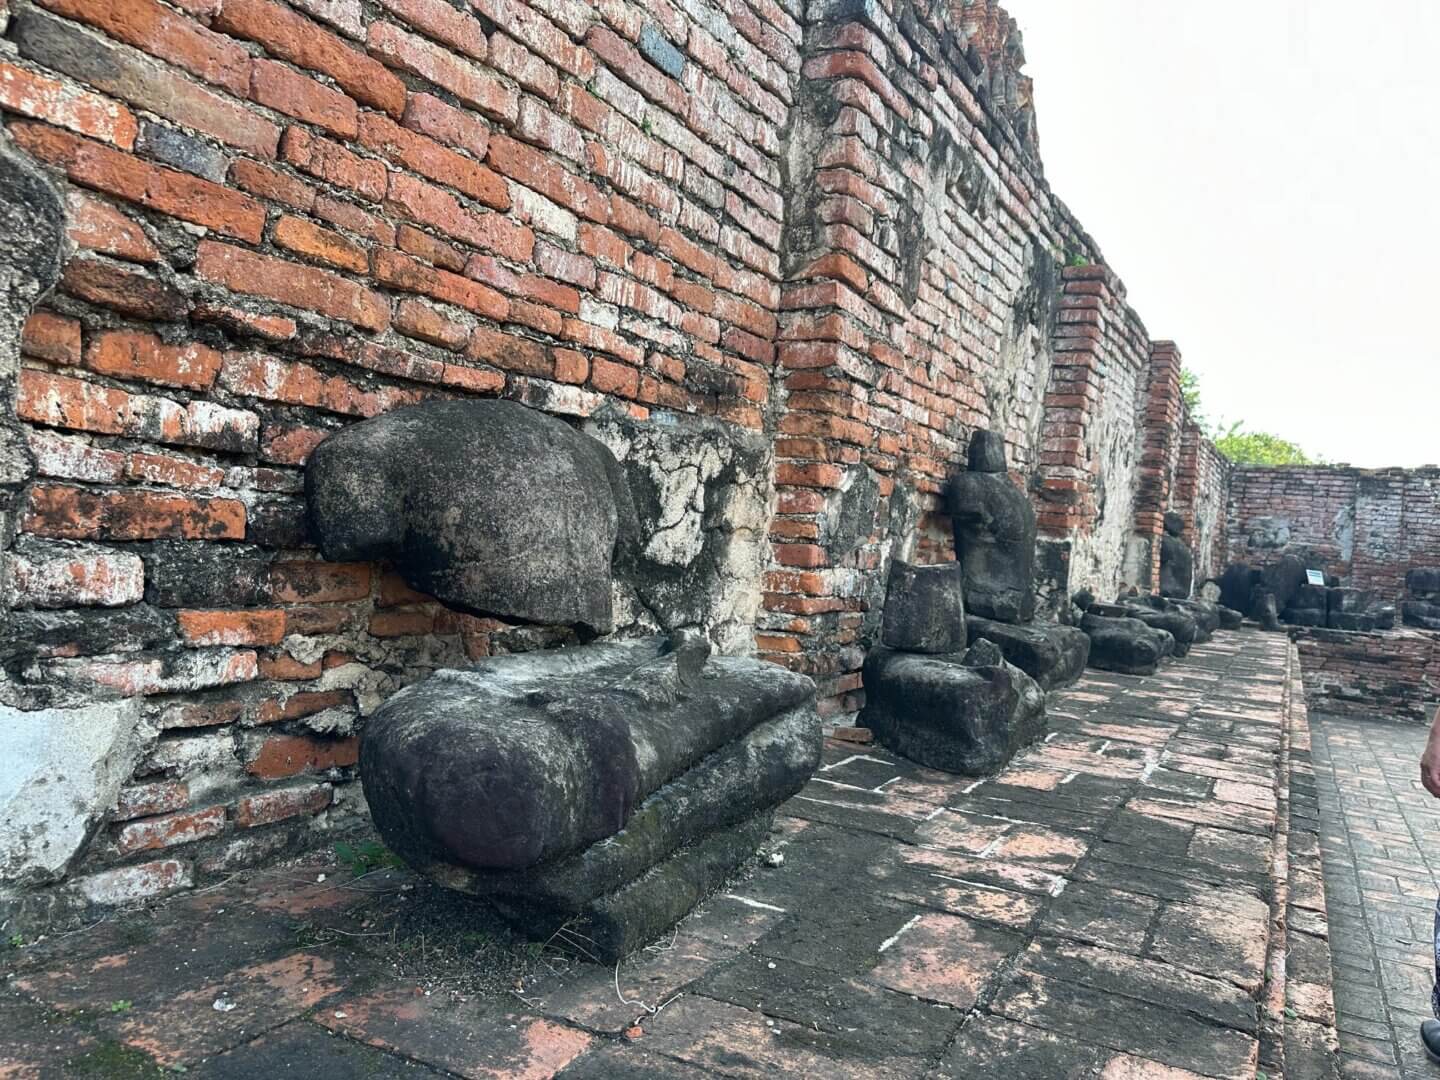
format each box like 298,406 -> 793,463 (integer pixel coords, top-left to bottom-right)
85,330 -> 222,391
246,734 -> 358,778
38,0 -> 250,95
27,430 -> 127,484
358,112 -> 507,209
194,303 -> 299,343
774,543 -> 827,568
254,689 -> 352,724
178,609 -> 286,646
585,25 -> 687,118
20,310 -> 81,365
273,215 -> 369,274
0,62 -> 138,148
61,257 -> 188,321
126,451 -> 226,489
235,784 -> 332,827
553,348 -> 588,384
395,298 -> 469,350
196,241 -> 390,332
260,423 -> 331,466
397,224 -> 465,271
439,362 -> 504,393
214,0 -> 407,117
220,352 -> 418,418
258,653 -> 324,680
403,91 -> 490,158
115,805 -> 226,855
378,572 -> 430,606
11,122 -> 265,242
469,0 -> 591,78
314,196 -> 397,247
534,240 -> 596,289
23,485 -> 246,541
487,133 -> 606,223
76,859 -> 191,903
467,325 -> 551,377
386,172 -> 532,260
250,59 -> 358,138
280,128 -> 388,202
65,190 -> 158,263
368,21 -> 517,123
590,356 -> 640,397
378,0 -> 487,60
229,158 -> 316,212
490,32 -> 558,101
113,780 -> 190,822
373,248 -> 509,320
269,561 -> 371,602
157,700 -> 245,730
369,609 -> 434,636
9,546 -> 144,608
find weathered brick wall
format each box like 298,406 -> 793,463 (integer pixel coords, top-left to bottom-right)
1228,466 -> 1440,600
1295,627 -> 1440,724
0,0 -> 801,920
0,0 -> 1235,920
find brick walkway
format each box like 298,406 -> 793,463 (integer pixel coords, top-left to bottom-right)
1314,714 -> 1440,1078
2,631 -> 1316,1078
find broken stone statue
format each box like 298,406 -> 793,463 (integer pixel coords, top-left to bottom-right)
307,400 -> 820,961
1158,511 -> 1194,599
861,561 -> 1046,774
1071,591 -> 1172,676
947,430 -> 1089,689
1403,568 -> 1440,631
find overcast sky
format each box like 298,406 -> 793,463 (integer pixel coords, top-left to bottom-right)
1001,1 -> 1440,467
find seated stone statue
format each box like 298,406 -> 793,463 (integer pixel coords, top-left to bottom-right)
1403,568 -> 1440,630
945,429 -> 1089,689
1139,594 -> 1218,643
1078,608 -> 1170,676
1283,584 -> 1328,627
1094,597 -> 1197,658
860,561 -> 1046,774
1158,512 -> 1194,599
361,633 -> 819,961
307,400 -> 638,635
946,430 -> 1035,623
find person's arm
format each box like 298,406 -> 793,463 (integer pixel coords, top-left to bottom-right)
1422,705 -> 1440,797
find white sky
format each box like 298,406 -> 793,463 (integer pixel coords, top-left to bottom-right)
1001,1 -> 1440,467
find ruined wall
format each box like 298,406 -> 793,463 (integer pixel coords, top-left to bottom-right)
0,0 -> 1233,923
1228,466 -> 1440,600
1295,627 -> 1440,724
0,0 -> 798,926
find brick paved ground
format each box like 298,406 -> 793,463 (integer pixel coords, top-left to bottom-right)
1314,714 -> 1440,1078
2,631 -> 1318,1078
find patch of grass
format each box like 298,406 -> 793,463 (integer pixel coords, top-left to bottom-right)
333,840 -> 404,877
108,1000 -> 132,1014
8,932 -> 24,949
63,1041 -> 169,1078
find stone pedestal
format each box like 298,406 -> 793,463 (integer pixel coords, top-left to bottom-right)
360,633 -> 819,962
965,616 -> 1090,691
860,641 -> 1045,775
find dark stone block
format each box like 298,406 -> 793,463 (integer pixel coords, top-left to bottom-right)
947,429 -> 1035,624
880,560 -> 965,654
1260,554 -> 1306,615
1372,604 -> 1396,630
1327,613 -> 1375,632
138,121 -> 228,182
638,23 -> 686,79
965,615 -> 1090,690
307,400 -> 637,634
2,605 -> 174,664
1171,598 -> 1219,641
1407,567 -> 1440,597
1080,612 -> 1165,675
1283,584 -> 1328,627
1158,513 -> 1193,600
361,633 -> 818,961
1216,605 -> 1244,629
1093,602 -> 1197,658
859,643 -> 1046,775
142,542 -> 274,607
1403,600 -> 1440,631
1218,563 -> 1259,614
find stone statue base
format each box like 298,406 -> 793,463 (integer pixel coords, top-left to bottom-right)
360,634 -> 819,962
1080,612 -> 1173,675
965,616 -> 1090,691
860,641 -> 1046,775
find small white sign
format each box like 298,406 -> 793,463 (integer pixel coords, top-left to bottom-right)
1305,569 -> 1326,586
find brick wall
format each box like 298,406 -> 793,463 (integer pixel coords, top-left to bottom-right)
0,0 -> 1234,919
1295,627 -> 1440,724
1228,465 -> 1440,600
